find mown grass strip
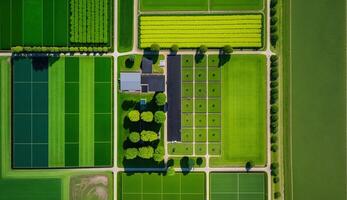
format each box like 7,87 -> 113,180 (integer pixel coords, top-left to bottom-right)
48,58 -> 65,167
79,57 -> 95,167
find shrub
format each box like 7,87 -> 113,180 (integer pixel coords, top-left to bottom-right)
271,122 -> 278,130
270,0 -> 278,7
222,45 -> 233,54
271,168 -> 279,176
271,96 -> 278,105
270,8 -> 277,16
125,148 -> 138,160
271,126 -> 278,134
167,166 -> 176,176
196,157 -> 203,166
154,111 -> 166,124
271,162 -> 279,170
271,135 -> 278,143
270,25 -> 278,33
129,132 -> 140,143
198,45 -> 208,54
171,44 -> 179,52
138,146 -> 154,159
271,70 -> 279,81
128,110 -> 140,122
125,55 -> 135,68
141,111 -> 154,122
270,55 -> 279,62
271,115 -> 278,123
271,60 -> 279,67
271,34 -> 279,46
140,130 -> 159,142
150,43 -> 160,52
153,146 -> 165,162
271,17 -> 278,25
271,88 -> 279,95
271,144 -> 279,152
11,46 -> 24,53
245,160 -> 255,170
155,93 -> 167,106
273,177 -> 280,183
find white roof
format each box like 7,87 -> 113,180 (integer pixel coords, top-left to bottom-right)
120,73 -> 141,91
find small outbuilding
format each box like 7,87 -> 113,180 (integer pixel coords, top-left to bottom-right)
120,72 -> 141,92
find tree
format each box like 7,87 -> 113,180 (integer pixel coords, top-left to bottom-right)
271,162 -> 279,170
12,46 -> 24,53
271,135 -> 278,143
196,157 -> 203,166
270,0 -> 278,7
274,192 -> 281,199
271,115 -> 278,123
271,168 -> 279,176
198,45 -> 208,54
270,8 -> 277,16
141,130 -> 159,142
245,161 -> 255,170
271,105 -> 279,114
271,34 -> 279,46
128,110 -> 140,122
270,81 -> 278,88
125,148 -> 138,160
155,93 -> 166,106
273,177 -> 280,183
141,111 -> 153,122
270,55 -> 279,62
138,146 -> 154,159
271,144 -> 278,152
154,111 -> 166,124
222,45 -> 233,54
125,55 -> 135,68
171,44 -> 179,53
167,166 -> 176,176
150,43 -> 160,52
153,146 -> 165,162
129,132 -> 140,143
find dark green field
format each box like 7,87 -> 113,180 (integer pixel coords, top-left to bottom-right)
118,0 -> 134,52
12,56 -> 114,168
284,0 -> 346,199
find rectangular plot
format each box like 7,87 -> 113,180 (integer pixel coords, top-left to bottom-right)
239,173 -> 265,193
162,175 -> 180,193
0,0 -> 11,49
182,82 -> 193,97
23,0 -> 43,45
182,98 -> 193,112
208,113 -> 221,127
43,0 -> 54,46
208,129 -> 221,142
32,83 -> 48,113
65,83 -> 79,113
94,114 -> 111,142
195,83 -> 207,97
182,68 -> 193,81
123,194 -> 141,200
208,82 -> 221,97
142,173 -> 162,193
195,113 -> 207,127
13,83 -> 31,113
181,128 -> 193,142
182,113 -> 193,127
143,194 -> 161,200
95,57 -> 112,82
211,193 -> 238,200
13,114 -> 31,143
32,114 -> 48,143
182,55 -> 193,67
79,57 -> 95,166
209,143 -> 221,155
210,0 -> 264,11
195,143 -> 206,155
94,142 -> 111,166
13,57 -> 32,82
195,128 -> 207,142
163,194 -> 180,200
65,57 -> 80,82
168,143 -> 193,155
195,98 -> 207,112
208,68 -> 221,81
208,98 -> 221,113
181,173 -> 205,193
195,68 -> 207,81
210,173 -> 238,193
94,83 -> 112,113
181,194 -> 205,200
48,58 -> 65,167
13,144 -> 32,168
32,144 -> 48,168
139,0 -> 208,11
65,114 -> 79,143
65,143 -> 79,167
54,0 -> 68,45
11,0 -> 23,46
122,173 -> 142,193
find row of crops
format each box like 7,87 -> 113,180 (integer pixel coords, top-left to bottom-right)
70,0 -> 109,44
139,15 -> 263,48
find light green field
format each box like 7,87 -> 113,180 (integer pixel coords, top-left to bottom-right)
210,54 -> 267,167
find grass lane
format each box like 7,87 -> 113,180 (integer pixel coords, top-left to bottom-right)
79,57 -> 95,166
48,58 -> 65,167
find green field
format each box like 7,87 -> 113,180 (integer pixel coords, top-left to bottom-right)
139,15 -> 263,48
210,173 -> 267,200
284,0 -> 346,199
12,56 -> 114,168
210,54 -> 267,166
139,0 -> 263,11
118,0 -> 134,52
118,172 -> 205,200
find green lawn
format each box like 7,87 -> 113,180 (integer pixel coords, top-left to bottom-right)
118,0 -> 133,52
210,0 -> 264,11
119,172 -> 205,200
210,54 -> 267,167
168,143 -> 193,155
284,0 -> 346,199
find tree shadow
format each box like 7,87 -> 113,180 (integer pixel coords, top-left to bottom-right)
122,100 -> 137,111
195,50 -> 205,64
218,51 -> 231,67
143,49 -> 159,64
32,57 -> 49,71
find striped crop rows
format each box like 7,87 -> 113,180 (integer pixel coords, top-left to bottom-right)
139,15 -> 263,48
70,0 -> 109,44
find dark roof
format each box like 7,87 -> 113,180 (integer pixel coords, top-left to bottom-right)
141,74 -> 165,92
141,57 -> 153,73
167,55 -> 182,141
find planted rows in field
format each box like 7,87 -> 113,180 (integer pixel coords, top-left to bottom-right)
139,15 -> 263,48
70,0 -> 109,44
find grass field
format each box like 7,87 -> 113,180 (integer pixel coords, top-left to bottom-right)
210,54 -> 267,166
284,0 -> 346,199
118,0 -> 134,52
139,15 -> 263,48
118,172 -> 205,200
139,0 -> 263,11
12,56 -> 113,168
210,173 -> 267,200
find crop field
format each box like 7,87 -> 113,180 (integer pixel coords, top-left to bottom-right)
210,54 -> 267,166
0,0 -> 113,50
139,0 -> 263,11
12,56 -> 113,168
169,55 -> 221,156
139,15 -> 263,48
118,172 -> 205,200
210,173 -> 267,200
118,0 -> 134,52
